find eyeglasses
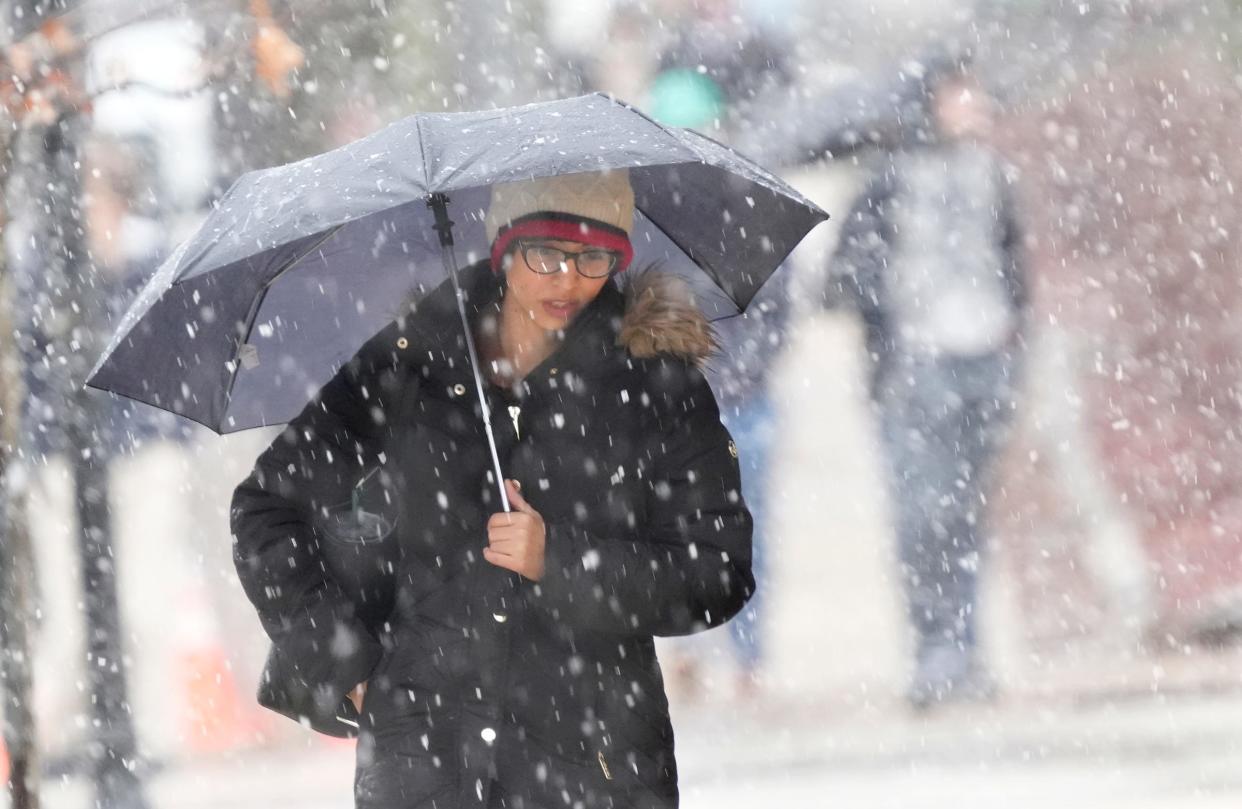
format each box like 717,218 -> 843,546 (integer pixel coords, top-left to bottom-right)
518,241 -> 620,279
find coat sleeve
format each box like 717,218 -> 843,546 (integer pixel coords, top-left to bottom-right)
230,349 -> 402,721
825,167 -> 896,317
535,363 -> 755,637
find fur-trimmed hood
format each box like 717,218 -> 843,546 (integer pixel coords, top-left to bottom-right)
618,272 -> 718,366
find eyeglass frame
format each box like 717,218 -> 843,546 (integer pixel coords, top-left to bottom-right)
516,240 -> 621,279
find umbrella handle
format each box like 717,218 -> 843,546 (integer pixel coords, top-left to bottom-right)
428,193 -> 512,513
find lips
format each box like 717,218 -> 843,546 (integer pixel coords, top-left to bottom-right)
541,300 -> 577,319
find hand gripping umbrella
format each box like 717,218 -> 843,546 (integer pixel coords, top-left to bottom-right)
87,93 -> 828,508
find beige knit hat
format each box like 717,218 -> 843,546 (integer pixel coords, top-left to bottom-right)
485,170 -> 636,271
485,169 -> 635,241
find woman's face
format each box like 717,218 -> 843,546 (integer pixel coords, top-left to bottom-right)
502,239 -> 613,331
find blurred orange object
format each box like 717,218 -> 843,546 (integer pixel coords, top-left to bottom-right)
0,737 -> 9,788
175,583 -> 266,752
178,646 -> 259,752
250,0 -> 303,97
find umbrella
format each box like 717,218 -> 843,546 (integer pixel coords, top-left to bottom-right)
87,92 -> 827,504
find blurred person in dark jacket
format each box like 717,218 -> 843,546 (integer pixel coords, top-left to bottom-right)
642,0 -> 793,701
646,0 -> 792,132
826,53 -> 1028,710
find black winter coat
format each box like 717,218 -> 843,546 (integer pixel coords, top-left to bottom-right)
231,262 -> 754,809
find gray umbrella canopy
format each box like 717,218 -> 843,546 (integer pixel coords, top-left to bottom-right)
87,93 -> 827,433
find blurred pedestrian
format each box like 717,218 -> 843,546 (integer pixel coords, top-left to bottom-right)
10,133 -> 187,460
579,1 -> 670,105
825,51 -> 1028,709
638,0 -> 793,701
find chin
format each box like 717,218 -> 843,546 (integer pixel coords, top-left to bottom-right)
534,313 -> 573,331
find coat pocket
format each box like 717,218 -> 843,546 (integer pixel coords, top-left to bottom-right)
595,734 -> 677,804
499,728 -> 631,809
523,736 -> 676,809
592,664 -> 677,804
354,752 -> 455,809
316,465 -> 401,626
257,642 -> 362,739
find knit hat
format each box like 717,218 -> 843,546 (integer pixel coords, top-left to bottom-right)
485,170 -> 636,273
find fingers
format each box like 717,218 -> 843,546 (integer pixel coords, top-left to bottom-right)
487,514 -> 539,536
484,539 -> 544,582
486,532 -> 530,564
487,512 -> 514,529
487,521 -> 539,550
483,546 -> 518,570
486,481 -> 544,581
348,681 -> 367,713
505,479 -> 536,515
479,531 -> 519,551
484,545 -> 541,581
483,543 -> 514,558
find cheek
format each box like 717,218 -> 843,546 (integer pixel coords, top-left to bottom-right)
503,268 -> 561,327
503,265 -> 538,305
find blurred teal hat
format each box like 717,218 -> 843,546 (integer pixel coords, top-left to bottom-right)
645,68 -> 725,129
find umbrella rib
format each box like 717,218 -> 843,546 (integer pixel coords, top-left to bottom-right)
215,223 -> 347,425
607,93 -> 819,208
413,116 -> 432,191
633,204 -> 742,313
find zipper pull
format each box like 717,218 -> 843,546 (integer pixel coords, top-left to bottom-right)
508,405 -> 521,440
597,751 -> 612,781
352,465 -> 381,511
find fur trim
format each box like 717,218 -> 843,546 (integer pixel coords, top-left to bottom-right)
619,273 -> 718,365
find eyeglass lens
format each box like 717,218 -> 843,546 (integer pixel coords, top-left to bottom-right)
524,244 -> 617,278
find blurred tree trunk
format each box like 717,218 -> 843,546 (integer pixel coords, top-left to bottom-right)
4,1 -> 149,803
9,112 -> 150,809
0,248 -> 39,809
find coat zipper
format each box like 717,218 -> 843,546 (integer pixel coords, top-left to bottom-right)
508,405 -> 521,440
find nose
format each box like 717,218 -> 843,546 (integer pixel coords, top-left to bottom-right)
550,260 -> 584,289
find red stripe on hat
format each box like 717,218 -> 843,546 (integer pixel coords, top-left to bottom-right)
491,216 -> 634,274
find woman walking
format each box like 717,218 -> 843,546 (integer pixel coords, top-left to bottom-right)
231,169 -> 754,808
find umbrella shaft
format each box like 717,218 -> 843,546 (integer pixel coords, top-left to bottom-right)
431,196 -> 511,513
